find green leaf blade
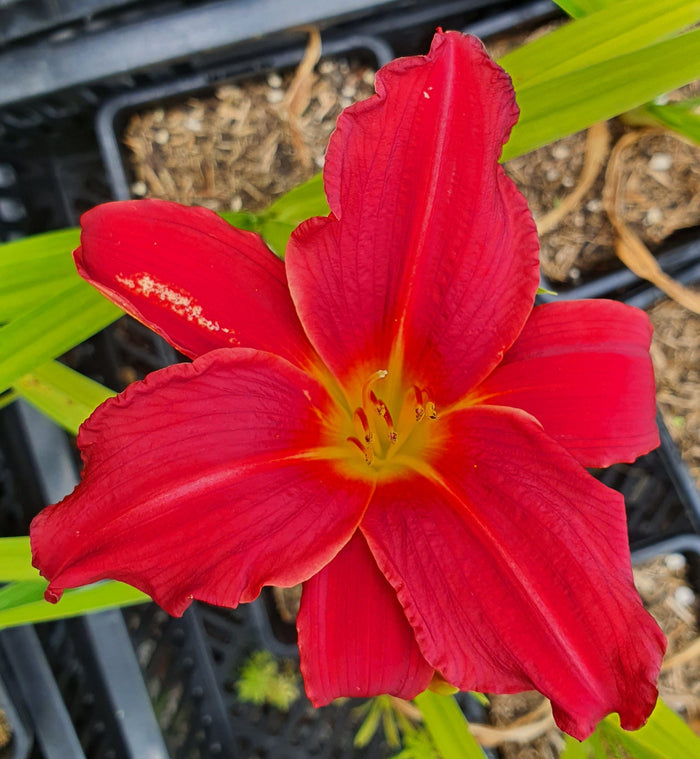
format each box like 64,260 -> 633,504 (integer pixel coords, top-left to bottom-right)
601,699 -> 700,759
257,173 -> 329,257
504,27 -> 700,160
0,280 -> 122,394
640,100 -> 700,145
15,360 -> 115,435
0,228 -> 80,284
502,0 -> 700,88
414,691 -> 487,759
0,580 -> 149,629
0,537 -> 42,582
552,0 -> 607,19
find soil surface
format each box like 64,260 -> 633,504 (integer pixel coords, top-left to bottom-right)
120,37 -> 700,757
124,54 -> 376,212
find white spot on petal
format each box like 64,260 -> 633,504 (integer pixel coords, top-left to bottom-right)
116,272 -> 239,345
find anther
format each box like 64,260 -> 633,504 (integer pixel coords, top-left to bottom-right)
413,386 -> 425,422
347,436 -> 373,465
369,390 -> 397,443
369,390 -> 386,417
353,408 -> 372,445
413,386 -> 437,422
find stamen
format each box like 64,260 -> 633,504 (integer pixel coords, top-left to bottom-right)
370,390 -> 397,444
413,385 -> 425,422
413,386 -> 437,421
353,408 -> 373,445
347,436 -> 373,465
346,371 -> 438,466
362,369 -> 388,412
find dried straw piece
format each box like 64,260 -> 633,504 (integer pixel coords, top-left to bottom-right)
604,129 -> 700,315
536,121 -> 610,236
277,28 -> 322,169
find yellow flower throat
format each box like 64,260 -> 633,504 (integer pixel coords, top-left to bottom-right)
342,369 -> 439,474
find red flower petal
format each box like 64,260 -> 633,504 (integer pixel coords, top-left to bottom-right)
31,349 -> 372,616
287,32 -> 539,401
76,199 -> 316,367
360,406 -> 665,739
473,300 -> 659,467
297,531 -> 433,705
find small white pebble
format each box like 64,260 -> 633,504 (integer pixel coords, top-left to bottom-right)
545,168 -> 560,182
362,69 -> 375,86
229,196 -> 243,212
645,206 -> 664,226
266,89 -> 284,104
562,176 -> 575,188
649,152 -> 672,172
154,128 -> 170,145
0,164 -> 16,188
318,60 -> 334,75
267,72 -> 283,88
131,181 -> 147,197
569,267 -> 581,280
665,553 -> 687,571
586,198 -> 603,213
551,144 -> 570,160
674,585 -> 695,607
183,118 -> 202,131
341,85 -> 356,98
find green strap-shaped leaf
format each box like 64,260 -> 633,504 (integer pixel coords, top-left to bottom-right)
501,0 -> 700,88
552,0 -> 608,19
600,699 -> 700,759
414,691 -> 487,759
504,27 -> 700,160
15,360 -> 115,435
0,277 -> 76,322
0,537 -> 41,582
561,699 -> 700,759
636,99 -> 700,145
0,228 -> 81,321
0,227 -> 80,287
0,279 -> 122,394
0,580 -> 149,629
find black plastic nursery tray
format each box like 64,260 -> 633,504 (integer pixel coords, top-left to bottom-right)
536,228 -> 700,305
0,0 -> 540,142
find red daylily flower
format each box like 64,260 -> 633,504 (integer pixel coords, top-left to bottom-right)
30,31 -> 665,739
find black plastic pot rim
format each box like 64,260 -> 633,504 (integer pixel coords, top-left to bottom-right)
95,32 -> 394,201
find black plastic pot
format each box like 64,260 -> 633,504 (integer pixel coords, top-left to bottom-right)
95,33 -> 395,202
537,227 -> 700,305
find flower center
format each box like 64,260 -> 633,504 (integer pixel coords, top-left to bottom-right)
345,370 -> 438,471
